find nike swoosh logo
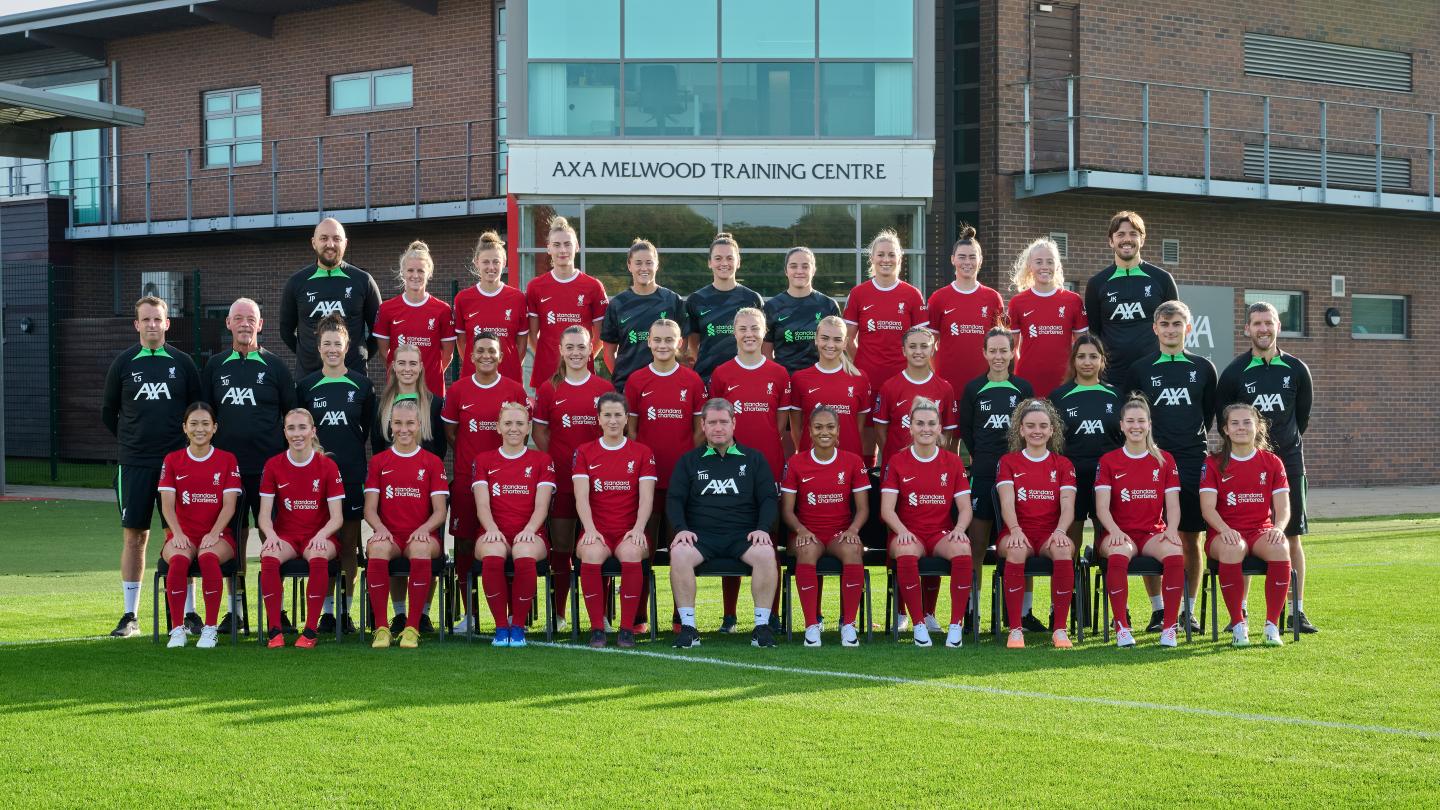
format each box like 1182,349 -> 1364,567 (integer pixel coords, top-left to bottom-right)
1113,473 -> 1126,479
943,308 -> 956,316
1221,476 -> 1234,482
590,463 -> 602,470
540,297 -> 552,303
1108,589 -> 1123,596
462,403 -> 475,410
862,304 -> 875,311
176,475 -> 188,480
392,319 -> 405,325
1023,310 -> 1035,317
381,470 -> 393,476
642,391 -> 654,397
800,585 -> 815,591
554,399 -> 566,406
801,477 -> 814,483
277,483 -> 289,489
1013,472 -> 1025,478
902,476 -> 916,483
699,309 -> 713,316
1007,587 -> 1022,593
808,388 -> 822,394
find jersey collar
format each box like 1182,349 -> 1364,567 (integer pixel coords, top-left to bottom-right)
600,436 -> 628,451
977,379 -> 1019,394
647,362 -> 679,377
734,356 -> 766,371
186,446 -> 214,463
809,448 -> 838,465
223,349 -> 266,364
1122,446 -> 1152,460
1229,449 -> 1259,462
499,446 -> 526,460
702,443 -> 745,457
308,264 -> 350,280
394,392 -> 420,403
901,369 -> 933,385
314,374 -> 359,388
1029,286 -> 1059,298
286,449 -> 317,467
1062,383 -> 1115,396
392,445 -> 422,458
871,278 -> 900,292
1244,353 -> 1291,370
1021,448 -> 1051,462
401,292 -> 432,308
909,445 -> 940,463
1155,352 -> 1191,363
563,373 -> 594,387
1107,264 -> 1149,280
133,345 -> 172,359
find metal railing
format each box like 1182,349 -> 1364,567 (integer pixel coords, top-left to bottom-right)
2,116 -> 503,232
1011,75 -> 1439,210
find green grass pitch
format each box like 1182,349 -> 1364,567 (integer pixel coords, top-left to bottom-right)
1,499 -> 1437,807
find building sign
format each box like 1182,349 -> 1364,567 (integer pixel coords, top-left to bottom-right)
507,140 -> 934,199
1176,284 -> 1234,364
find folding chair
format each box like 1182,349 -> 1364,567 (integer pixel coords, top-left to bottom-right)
463,557 -> 555,642
151,555 -> 247,645
1200,556 -> 1299,642
567,557 -> 659,642
359,554 -> 452,643
781,554 -> 873,643
255,557 -> 346,645
1080,547 -> 1192,643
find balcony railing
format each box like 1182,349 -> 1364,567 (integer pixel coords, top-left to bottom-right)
1008,75 -> 1439,213
1,117 -> 504,237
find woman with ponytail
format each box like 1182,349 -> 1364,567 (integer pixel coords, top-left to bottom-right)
454,230 -> 529,383
374,240 -> 455,395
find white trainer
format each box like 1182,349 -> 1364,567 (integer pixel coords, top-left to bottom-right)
1232,621 -> 1250,648
923,613 -> 943,633
1263,621 -> 1284,647
1159,626 -> 1178,648
166,626 -> 187,648
1116,627 -> 1136,648
804,623 -> 822,647
553,616 -> 570,634
912,624 -> 933,647
453,614 -> 473,634
895,613 -> 912,633
840,623 -> 859,647
945,623 -> 964,648
196,625 -> 219,649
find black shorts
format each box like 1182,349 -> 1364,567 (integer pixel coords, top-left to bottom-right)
969,476 -> 996,521
1070,459 -> 1100,523
236,473 -> 262,528
338,464 -> 366,521
115,464 -> 163,530
1173,453 -> 1208,534
695,534 -> 753,562
1284,462 -> 1308,536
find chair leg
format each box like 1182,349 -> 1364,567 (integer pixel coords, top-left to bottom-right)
437,568 -> 446,643
969,567 -> 981,646
783,569 -> 792,642
1208,571 -> 1218,642
467,571 -> 478,643
864,570 -> 873,643
648,568 -> 658,642
570,570 -> 581,642
256,570 -> 267,647
1290,569 -> 1299,642
334,574 -> 344,643
1102,568 -> 1110,642
544,570 -> 554,643
151,570 -> 161,644
992,566 -> 1002,645
1182,573 -> 1191,644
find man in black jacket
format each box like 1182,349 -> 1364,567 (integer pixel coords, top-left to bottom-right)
667,399 -> 778,649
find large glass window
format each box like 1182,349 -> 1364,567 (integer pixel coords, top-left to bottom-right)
820,63 -> 913,136
722,0 -> 814,58
625,0 -> 716,58
497,3 -> 508,193
527,0 -> 619,59
47,81 -> 103,225
1351,294 -> 1407,339
720,63 -> 815,136
723,204 -> 855,248
585,203 -> 718,248
330,67 -> 413,115
528,63 -> 621,136
623,64 -> 718,136
204,87 -> 262,168
819,0 -> 914,58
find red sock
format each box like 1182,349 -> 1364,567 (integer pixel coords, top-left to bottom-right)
796,563 -> 820,627
1218,561 -> 1245,625
1161,555 -> 1184,630
366,557 -> 391,626
581,562 -> 605,630
305,557 -> 329,632
840,564 -> 863,626
1264,560 -> 1291,626
197,552 -> 223,626
165,555 -> 190,630
1004,562 -> 1025,630
949,555 -> 973,626
1052,560 -> 1075,630
922,575 -> 941,617
549,550 -> 572,616
1107,554 -> 1132,629
510,557 -> 537,628
620,561 -> 643,631
480,556 -> 510,628
406,557 -> 431,631
722,575 -> 741,617
896,557 -> 924,624
260,556 -> 283,631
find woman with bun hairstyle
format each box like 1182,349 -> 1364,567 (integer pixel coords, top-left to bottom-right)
374,240 -> 455,396
454,230 -> 529,383
927,225 -> 1005,395
1005,237 -> 1088,399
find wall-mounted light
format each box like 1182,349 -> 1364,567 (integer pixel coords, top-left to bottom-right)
1325,307 -> 1342,328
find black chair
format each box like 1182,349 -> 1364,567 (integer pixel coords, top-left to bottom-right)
1080,547 -> 1192,643
567,557 -> 659,642
255,557 -> 346,645
781,554 -> 874,643
988,555 -> 1085,644
151,555 -> 247,645
359,554 -> 452,643
1200,556 -> 1299,642
883,555 -> 985,644
461,557 -> 555,642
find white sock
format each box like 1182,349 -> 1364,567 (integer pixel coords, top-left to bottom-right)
122,581 -> 141,615
344,588 -> 355,615
1185,596 -> 1195,612
322,596 -> 334,614
1149,594 -> 1163,611
1022,591 -> 1033,615
678,607 -> 696,626
392,596 -> 406,615
754,608 -> 771,626
1297,599 -> 1304,612
184,582 -> 195,614
229,591 -> 240,614
423,605 -> 432,618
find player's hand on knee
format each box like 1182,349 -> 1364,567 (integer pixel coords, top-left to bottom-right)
480,529 -> 506,545
623,529 -> 647,550
747,530 -> 772,547
672,531 -> 697,548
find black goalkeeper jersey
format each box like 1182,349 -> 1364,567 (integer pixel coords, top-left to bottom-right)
685,283 -> 764,382
102,343 -> 202,467
599,286 -> 687,391
296,370 -> 375,477
1049,381 -> 1122,471
958,374 -> 1035,477
1084,261 -> 1179,386
762,290 -> 841,373
1216,350 -> 1312,465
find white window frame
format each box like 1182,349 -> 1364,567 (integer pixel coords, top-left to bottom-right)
1350,293 -> 1408,340
203,86 -> 262,168
329,67 -> 414,116
1244,289 -> 1305,338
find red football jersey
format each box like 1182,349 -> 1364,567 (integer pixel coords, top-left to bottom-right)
871,370 -> 959,464
374,293 -> 455,396
842,279 -> 928,388
996,449 -> 1077,541
625,363 -> 704,488
880,447 -> 971,538
781,448 -> 871,542
525,270 -> 608,388
790,364 -> 873,459
364,446 -> 448,540
453,283 -> 528,383
1006,287 -> 1088,399
1199,449 -> 1289,536
926,281 -> 1005,395
532,373 -> 615,493
571,437 -> 658,537
1095,447 -> 1180,539
472,447 -> 557,537
158,447 -> 243,542
258,450 -> 345,542
441,374 -> 531,481
707,356 -> 793,479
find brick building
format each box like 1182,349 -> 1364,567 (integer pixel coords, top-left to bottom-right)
0,0 -> 1434,487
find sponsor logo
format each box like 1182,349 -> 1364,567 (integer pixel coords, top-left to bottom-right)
319,410 -> 347,426
1253,393 -> 1284,412
221,387 -> 256,406
982,414 -> 1009,429
135,382 -> 171,400
309,300 -> 345,318
700,478 -> 740,495
1155,387 -> 1192,406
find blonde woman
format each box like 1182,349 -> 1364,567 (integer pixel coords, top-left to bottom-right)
454,230 -> 528,383
375,240 -> 455,396
789,316 -> 872,460
1005,237 -> 1088,398
843,229 -> 927,388
372,342 -> 446,460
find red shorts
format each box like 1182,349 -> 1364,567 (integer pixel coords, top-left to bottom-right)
493,520 -> 550,552
593,528 -> 651,552
550,490 -> 577,520
889,528 -> 950,555
449,478 -> 479,540
383,528 -> 438,551
1103,529 -> 1167,554
271,533 -> 338,555
166,528 -> 237,552
1205,526 -> 1273,555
